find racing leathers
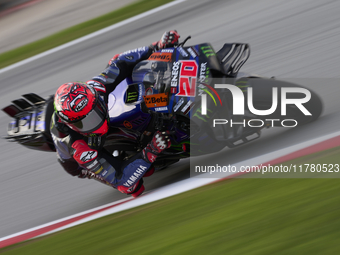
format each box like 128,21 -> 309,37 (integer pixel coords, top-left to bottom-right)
51,31 -> 178,197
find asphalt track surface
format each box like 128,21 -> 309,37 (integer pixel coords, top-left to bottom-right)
0,0 -> 340,238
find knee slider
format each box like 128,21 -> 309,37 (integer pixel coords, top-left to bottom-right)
118,179 -> 144,197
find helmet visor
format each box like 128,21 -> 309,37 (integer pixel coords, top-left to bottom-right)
66,98 -> 108,135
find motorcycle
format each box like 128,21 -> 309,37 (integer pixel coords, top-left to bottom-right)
2,36 -> 323,170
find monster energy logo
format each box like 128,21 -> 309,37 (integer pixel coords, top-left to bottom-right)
199,62 -> 210,84
126,92 -> 138,103
235,79 -> 249,92
192,108 -> 213,122
201,46 -> 216,58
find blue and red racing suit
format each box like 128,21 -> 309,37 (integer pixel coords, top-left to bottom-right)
51,32 -> 178,197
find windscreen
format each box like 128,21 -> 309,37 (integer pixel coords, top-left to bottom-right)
132,60 -> 172,94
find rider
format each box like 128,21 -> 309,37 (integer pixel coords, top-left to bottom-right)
51,31 -> 180,197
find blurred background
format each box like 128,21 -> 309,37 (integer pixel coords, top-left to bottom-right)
0,0 -> 31,10
0,0 -> 136,53
1,0 -> 340,253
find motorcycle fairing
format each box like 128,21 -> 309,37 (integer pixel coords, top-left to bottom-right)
2,42 -> 254,154
2,94 -> 55,151
216,43 -> 250,77
130,43 -> 223,117
107,77 -> 152,133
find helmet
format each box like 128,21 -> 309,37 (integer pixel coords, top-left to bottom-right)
54,82 -> 109,136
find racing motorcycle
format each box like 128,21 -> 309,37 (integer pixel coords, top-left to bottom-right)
2,36 -> 323,170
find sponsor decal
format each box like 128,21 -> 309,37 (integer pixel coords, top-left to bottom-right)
122,47 -> 148,55
126,92 -> 138,103
148,52 -> 172,62
188,47 -> 199,58
198,83 -> 207,96
161,49 -> 174,53
138,83 -> 143,101
171,61 -> 180,89
80,151 -> 98,162
176,60 -> 198,97
143,93 -> 169,108
155,106 -> 168,111
181,100 -> 194,115
171,60 -> 199,96
201,45 -> 216,58
173,98 -> 185,112
147,153 -> 157,163
123,120 -> 133,129
125,55 -> 134,60
199,62 -> 208,82
123,165 -> 148,186
178,47 -> 189,57
87,80 -> 106,92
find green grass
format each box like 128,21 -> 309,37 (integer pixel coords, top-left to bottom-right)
0,0 -> 173,69
1,146 -> 340,254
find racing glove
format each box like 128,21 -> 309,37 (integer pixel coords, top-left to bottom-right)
153,30 -> 180,50
142,131 -> 171,163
